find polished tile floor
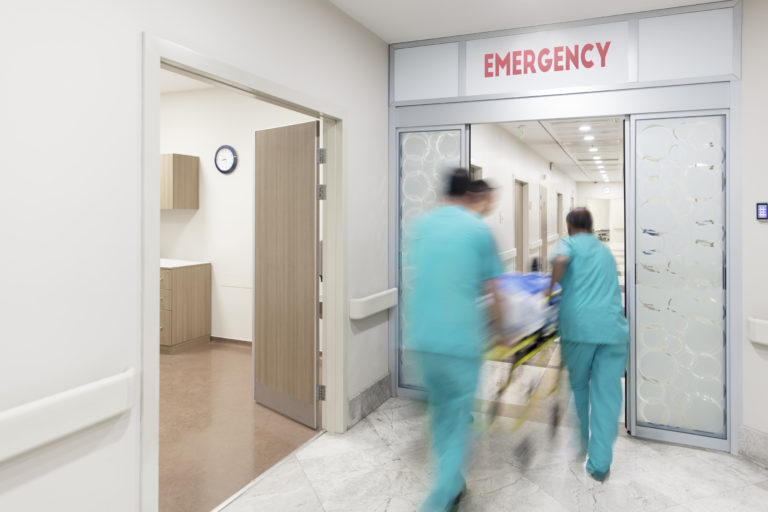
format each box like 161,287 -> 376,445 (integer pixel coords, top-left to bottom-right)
160,341 -> 316,512
224,398 -> 768,511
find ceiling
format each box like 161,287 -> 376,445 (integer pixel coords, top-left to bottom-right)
497,116 -> 624,183
329,0 -> 719,43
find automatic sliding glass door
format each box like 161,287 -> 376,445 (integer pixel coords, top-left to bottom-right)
627,113 -> 729,449
397,126 -> 469,390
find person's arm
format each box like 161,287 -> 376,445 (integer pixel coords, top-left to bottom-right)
546,254 -> 569,299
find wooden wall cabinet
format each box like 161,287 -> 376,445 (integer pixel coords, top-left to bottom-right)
161,153 -> 200,210
160,260 -> 211,354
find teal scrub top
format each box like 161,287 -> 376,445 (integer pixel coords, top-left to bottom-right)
403,205 -> 504,359
552,234 -> 630,345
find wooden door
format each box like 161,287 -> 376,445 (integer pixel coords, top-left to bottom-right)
539,185 -> 548,272
514,180 -> 524,272
254,121 -> 319,428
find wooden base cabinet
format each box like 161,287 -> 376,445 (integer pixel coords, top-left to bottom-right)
160,261 -> 211,354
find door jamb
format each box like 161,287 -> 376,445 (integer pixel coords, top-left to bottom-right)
140,34 -> 346,512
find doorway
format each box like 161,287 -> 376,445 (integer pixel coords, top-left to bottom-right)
157,68 -> 326,512
394,105 -> 730,452
142,41 -> 346,512
463,117 -> 626,424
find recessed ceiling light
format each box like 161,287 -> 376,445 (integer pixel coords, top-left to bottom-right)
584,135 -> 595,141
579,125 -> 591,132
589,147 -> 599,152
593,156 -> 601,160
598,165 -> 605,169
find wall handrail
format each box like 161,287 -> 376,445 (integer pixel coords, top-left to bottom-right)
0,368 -> 136,464
748,317 -> 768,347
499,248 -> 517,261
349,288 -> 398,320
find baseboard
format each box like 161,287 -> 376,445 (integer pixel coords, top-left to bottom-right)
211,336 -> 251,346
347,374 -> 392,428
740,425 -> 768,469
160,335 -> 210,354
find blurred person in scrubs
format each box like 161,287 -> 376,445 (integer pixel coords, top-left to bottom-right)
403,169 -> 504,512
546,208 -> 629,481
467,179 -> 497,217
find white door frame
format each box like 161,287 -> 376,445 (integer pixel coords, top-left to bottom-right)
140,34 -> 346,511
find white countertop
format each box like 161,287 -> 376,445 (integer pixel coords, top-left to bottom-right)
160,258 -> 209,269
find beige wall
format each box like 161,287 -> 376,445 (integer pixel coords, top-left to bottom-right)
740,0 -> 768,439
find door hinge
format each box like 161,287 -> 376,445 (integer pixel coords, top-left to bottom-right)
316,148 -> 327,165
317,384 -> 326,401
317,184 -> 327,200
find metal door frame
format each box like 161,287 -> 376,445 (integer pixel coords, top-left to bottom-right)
391,124 -> 470,399
389,83 -> 738,453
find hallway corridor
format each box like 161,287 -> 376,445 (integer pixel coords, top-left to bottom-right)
223,398 -> 768,512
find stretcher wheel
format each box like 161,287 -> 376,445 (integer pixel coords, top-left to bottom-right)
550,403 -> 562,439
515,437 -> 533,470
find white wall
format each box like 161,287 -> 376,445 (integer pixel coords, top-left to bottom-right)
160,87 -> 313,342
740,0 -> 768,443
577,182 -> 625,248
576,181 -> 623,202
586,199 -> 611,231
471,123 -> 577,269
0,0 -> 388,509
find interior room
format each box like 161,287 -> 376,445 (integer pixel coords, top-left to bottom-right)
470,116 -> 626,424
158,68 -> 320,512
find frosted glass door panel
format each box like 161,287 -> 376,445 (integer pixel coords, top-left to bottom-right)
399,130 -> 462,389
635,115 -> 726,437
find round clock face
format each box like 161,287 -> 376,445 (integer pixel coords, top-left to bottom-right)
215,145 -> 237,173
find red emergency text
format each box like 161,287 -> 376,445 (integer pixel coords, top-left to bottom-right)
484,42 -> 612,77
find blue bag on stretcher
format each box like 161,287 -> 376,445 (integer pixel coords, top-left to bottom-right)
496,272 -> 560,342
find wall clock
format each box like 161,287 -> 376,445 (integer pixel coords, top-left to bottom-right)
214,145 -> 238,174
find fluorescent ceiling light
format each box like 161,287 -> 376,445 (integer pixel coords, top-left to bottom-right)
598,165 -> 605,169
589,147 -> 599,152
579,125 -> 591,132
584,135 -> 595,141
592,156 -> 601,160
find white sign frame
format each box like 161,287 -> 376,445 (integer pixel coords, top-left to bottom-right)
465,22 -> 630,97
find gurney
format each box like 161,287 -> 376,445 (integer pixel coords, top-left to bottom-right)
476,273 -> 564,434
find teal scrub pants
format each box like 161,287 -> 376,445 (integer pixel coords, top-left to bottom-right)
414,351 -> 481,512
561,340 -> 628,478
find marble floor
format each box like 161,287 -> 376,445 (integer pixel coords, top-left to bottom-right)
222,396 -> 768,512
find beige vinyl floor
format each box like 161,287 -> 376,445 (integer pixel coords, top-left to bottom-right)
159,340 -> 316,512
